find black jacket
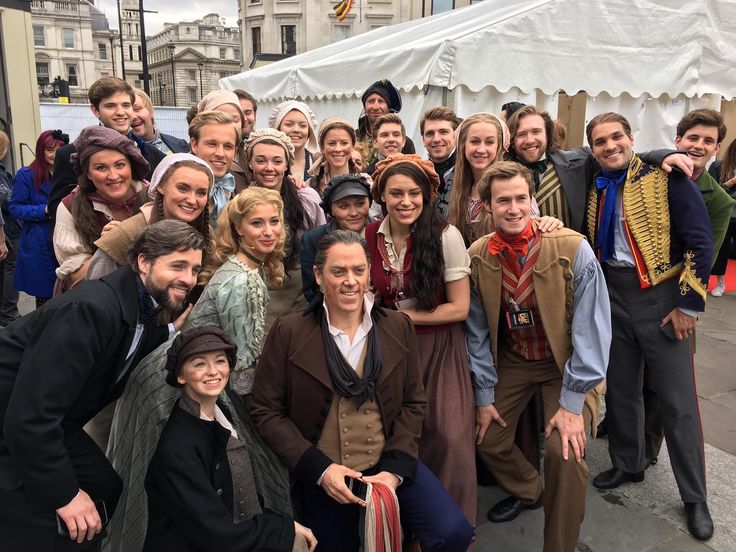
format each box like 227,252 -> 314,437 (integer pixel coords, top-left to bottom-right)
160,133 -> 190,153
47,134 -> 166,228
0,266 -> 168,511
144,397 -> 294,552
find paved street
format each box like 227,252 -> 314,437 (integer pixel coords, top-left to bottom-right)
16,291 -> 736,551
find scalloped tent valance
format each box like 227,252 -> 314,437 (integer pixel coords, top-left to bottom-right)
221,0 -> 736,103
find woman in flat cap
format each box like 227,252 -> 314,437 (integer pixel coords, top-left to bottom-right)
143,325 -> 316,552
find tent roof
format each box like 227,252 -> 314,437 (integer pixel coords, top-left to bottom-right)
222,0 -> 736,102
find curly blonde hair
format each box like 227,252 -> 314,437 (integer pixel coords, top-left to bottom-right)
201,187 -> 287,286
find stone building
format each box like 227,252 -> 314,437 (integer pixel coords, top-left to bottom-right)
30,0 -> 118,103
237,0 -> 479,68
147,13 -> 241,107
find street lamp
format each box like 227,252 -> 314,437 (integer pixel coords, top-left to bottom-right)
196,60 -> 204,100
159,80 -> 166,106
167,41 -> 176,107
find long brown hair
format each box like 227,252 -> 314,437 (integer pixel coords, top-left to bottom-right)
201,187 -> 287,286
719,139 -> 736,184
449,114 -> 503,240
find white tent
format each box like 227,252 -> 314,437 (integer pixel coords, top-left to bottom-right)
222,0 -> 736,150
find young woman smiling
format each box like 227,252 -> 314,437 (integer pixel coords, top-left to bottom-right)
245,128 -> 326,328
106,187 -> 297,552
364,154 -> 477,527
143,325 -> 317,552
87,153 -> 214,279
53,126 -> 150,292
269,100 -> 319,180
307,118 -> 359,197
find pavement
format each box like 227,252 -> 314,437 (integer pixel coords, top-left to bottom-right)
15,291 -> 736,551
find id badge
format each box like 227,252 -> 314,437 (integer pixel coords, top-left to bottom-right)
506,308 -> 535,330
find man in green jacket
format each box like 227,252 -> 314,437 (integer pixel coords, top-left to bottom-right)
643,108 -> 735,465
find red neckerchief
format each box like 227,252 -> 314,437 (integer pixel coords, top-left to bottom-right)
487,220 -> 537,277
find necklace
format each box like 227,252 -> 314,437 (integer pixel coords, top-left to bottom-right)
238,242 -> 266,269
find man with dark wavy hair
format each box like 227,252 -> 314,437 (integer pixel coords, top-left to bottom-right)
0,220 -> 203,550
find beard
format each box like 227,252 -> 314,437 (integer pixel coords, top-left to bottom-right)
144,274 -> 190,318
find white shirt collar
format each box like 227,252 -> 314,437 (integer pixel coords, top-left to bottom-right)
323,292 -> 375,338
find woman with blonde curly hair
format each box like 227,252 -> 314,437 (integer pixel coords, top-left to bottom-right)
105,187 -> 293,552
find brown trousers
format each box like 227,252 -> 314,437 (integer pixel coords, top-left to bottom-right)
477,350 -> 591,552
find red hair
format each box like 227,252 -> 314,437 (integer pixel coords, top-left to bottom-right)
29,130 -> 67,190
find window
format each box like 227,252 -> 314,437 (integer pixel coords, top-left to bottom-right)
334,25 -> 351,41
189,88 -> 198,103
66,64 -> 78,87
252,27 -> 262,55
187,69 -> 196,81
281,25 -> 296,55
234,49 -> 241,62
36,62 -> 50,85
33,26 -> 45,47
431,0 -> 453,14
219,48 -> 226,59
63,28 -> 74,48
98,43 -> 108,60
129,44 -> 134,61
137,45 -> 142,60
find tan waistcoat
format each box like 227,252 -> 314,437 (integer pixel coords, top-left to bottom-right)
317,342 -> 386,471
469,228 -> 603,428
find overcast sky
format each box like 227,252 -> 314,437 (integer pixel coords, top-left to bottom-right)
95,0 -> 239,35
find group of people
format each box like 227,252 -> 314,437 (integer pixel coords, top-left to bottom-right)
0,74 -> 733,552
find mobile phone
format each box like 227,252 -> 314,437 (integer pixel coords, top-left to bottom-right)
345,476 -> 369,501
56,499 -> 109,538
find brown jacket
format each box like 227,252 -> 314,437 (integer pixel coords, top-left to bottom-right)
250,305 -> 426,485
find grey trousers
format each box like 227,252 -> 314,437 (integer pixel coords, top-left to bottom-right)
604,266 -> 706,503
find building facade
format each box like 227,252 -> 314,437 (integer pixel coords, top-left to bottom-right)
147,13 -> 242,108
117,0 -> 144,89
1,0 -> 42,170
237,0 -> 476,68
30,0 -> 120,103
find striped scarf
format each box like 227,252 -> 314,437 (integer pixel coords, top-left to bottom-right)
535,164 -> 571,227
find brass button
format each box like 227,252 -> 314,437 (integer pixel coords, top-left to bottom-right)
367,437 -> 373,443
238,487 -> 243,492
368,450 -> 374,455
367,424 -> 373,429
240,512 -> 246,518
341,413 -> 346,419
344,441 -> 350,447
343,427 -> 349,433
239,499 -> 244,505
344,454 -> 350,459
364,410 -> 370,415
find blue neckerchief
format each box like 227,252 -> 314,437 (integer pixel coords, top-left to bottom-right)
209,173 -> 236,227
595,168 -> 628,263
127,131 -> 148,155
